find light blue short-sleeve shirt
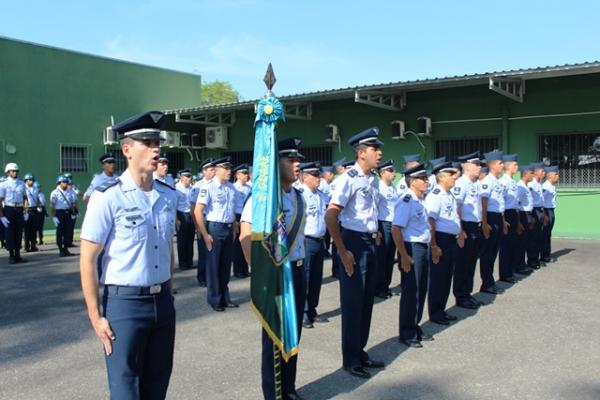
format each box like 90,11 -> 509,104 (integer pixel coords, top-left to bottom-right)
392,191 -> 431,244
26,185 -> 40,208
378,180 -> 399,222
197,180 -> 236,223
302,185 -> 327,238
0,178 -> 26,206
175,183 -> 192,213
542,181 -> 557,209
517,180 -> 534,212
500,174 -> 519,210
329,163 -> 379,233
528,178 -> 544,207
85,172 -> 118,197
452,175 -> 481,222
50,187 -> 72,210
424,185 -> 461,235
233,181 -> 251,215
80,169 -> 177,286
480,174 -> 505,213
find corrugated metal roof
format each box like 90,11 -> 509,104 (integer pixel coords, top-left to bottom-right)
164,61 -> 600,115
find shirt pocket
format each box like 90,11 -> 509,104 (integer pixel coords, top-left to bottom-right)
159,207 -> 176,239
115,211 -> 148,242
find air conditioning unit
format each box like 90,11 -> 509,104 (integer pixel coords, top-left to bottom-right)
103,126 -> 118,145
325,124 -> 340,143
191,133 -> 204,149
391,120 -> 406,140
160,131 -> 180,148
179,133 -> 191,148
416,116 -> 432,136
205,126 -> 228,149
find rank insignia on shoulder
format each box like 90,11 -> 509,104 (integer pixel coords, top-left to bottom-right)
432,188 -> 440,194
403,194 -> 411,202
482,184 -> 488,190
347,169 -> 358,178
96,178 -> 119,192
294,186 -> 304,193
155,179 -> 175,190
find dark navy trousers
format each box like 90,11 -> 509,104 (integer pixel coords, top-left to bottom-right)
480,212 -> 503,290
454,221 -> 481,303
428,233 -> 457,321
66,212 -> 76,246
339,229 -> 377,368
233,213 -> 249,276
102,282 -> 175,400
304,236 -> 325,322
541,208 -> 555,261
399,242 -> 429,341
3,206 -> 24,252
55,209 -> 70,251
262,261 -> 306,400
527,207 -> 544,267
376,221 -> 396,294
331,222 -> 342,278
206,222 -> 233,306
517,211 -> 533,269
24,209 -> 40,250
196,220 -> 208,283
499,209 -> 519,279
176,211 -> 195,269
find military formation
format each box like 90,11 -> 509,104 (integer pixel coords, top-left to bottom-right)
1,110 -> 562,400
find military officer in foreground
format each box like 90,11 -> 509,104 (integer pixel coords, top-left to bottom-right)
425,160 -> 461,326
0,162 -> 28,263
479,151 -> 507,295
325,127 -> 385,379
452,152 -> 484,309
393,163 -> 434,347
541,165 -> 559,263
300,161 -> 329,329
240,138 -> 307,400
195,156 -> 239,311
80,111 -> 177,399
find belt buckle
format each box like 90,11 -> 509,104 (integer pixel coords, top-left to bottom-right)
149,285 -> 162,294
371,233 -> 377,239
227,224 -> 232,228
296,260 -> 303,267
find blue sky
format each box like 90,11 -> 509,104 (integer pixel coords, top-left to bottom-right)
2,0 -> 599,100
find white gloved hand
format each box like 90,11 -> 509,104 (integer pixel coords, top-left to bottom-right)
0,216 -> 9,228
71,214 -> 77,220
23,213 -> 29,222
53,217 -> 60,227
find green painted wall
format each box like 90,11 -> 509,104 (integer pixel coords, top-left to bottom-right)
220,74 -> 600,239
0,37 -> 202,228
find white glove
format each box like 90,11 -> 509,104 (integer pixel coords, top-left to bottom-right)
0,216 -> 9,228
23,213 -> 29,222
53,217 -> 60,226
71,214 -> 77,220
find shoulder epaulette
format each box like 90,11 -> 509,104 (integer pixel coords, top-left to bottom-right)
155,179 -> 175,190
96,178 -> 119,193
403,194 -> 411,202
347,168 -> 358,178
432,188 -> 440,195
293,186 -> 304,194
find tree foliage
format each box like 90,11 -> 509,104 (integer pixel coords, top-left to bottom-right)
200,80 -> 241,105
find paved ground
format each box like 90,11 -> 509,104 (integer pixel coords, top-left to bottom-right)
1,239 -> 599,400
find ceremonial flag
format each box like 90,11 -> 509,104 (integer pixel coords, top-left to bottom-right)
250,64 -> 299,362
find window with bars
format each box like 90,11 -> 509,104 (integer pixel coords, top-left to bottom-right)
224,145 -> 333,166
434,137 -> 500,161
60,144 -> 91,172
539,132 -> 600,188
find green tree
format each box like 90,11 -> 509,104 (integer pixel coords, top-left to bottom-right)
200,80 -> 241,105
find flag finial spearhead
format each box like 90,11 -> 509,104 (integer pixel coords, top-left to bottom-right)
263,63 -> 277,97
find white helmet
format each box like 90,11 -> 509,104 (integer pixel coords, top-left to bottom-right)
5,163 -> 19,173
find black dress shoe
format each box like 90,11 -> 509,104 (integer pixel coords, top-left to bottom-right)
457,301 -> 479,310
243,272 -> 251,277
500,277 -> 518,283
431,318 -> 450,326
374,291 -> 389,300
344,366 -> 371,378
233,273 -> 245,278
481,286 -> 503,295
224,302 -> 239,308
470,297 -> 484,306
313,315 -> 329,323
515,268 -> 533,275
302,320 -> 314,329
212,305 -> 225,312
30,247 -> 39,252
361,358 -> 385,368
400,339 -> 423,348
198,281 -> 207,287
529,264 -> 541,270
418,333 -> 434,342
444,313 -> 458,321
286,393 -> 305,400
540,261 -> 547,267
9,256 -> 17,264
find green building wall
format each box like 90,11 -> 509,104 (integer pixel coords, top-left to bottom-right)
219,73 -> 600,239
0,37 -> 202,229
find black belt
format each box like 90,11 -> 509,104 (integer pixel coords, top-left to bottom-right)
342,228 -> 378,239
436,231 -> 458,239
306,235 -> 324,241
4,205 -> 23,209
105,280 -> 171,296
207,221 -> 233,228
462,221 -> 481,227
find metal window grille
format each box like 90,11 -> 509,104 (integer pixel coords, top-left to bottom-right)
539,132 -> 600,188
224,145 -> 333,166
434,137 -> 500,161
60,144 -> 91,173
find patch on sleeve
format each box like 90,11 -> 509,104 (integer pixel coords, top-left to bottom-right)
453,187 -> 461,194
432,188 -> 440,194
481,184 -> 488,190
347,169 -> 358,178
199,188 -> 208,197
